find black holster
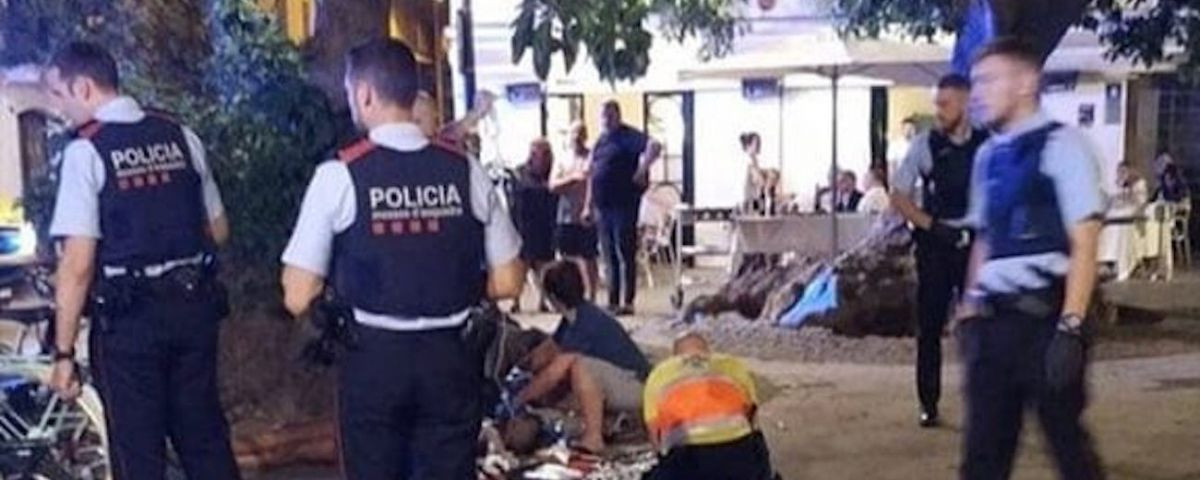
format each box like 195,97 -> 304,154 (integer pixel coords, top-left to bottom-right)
300,295 -> 357,367
88,258 -> 228,332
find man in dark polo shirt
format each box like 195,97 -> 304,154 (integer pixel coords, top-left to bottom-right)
591,101 -> 652,316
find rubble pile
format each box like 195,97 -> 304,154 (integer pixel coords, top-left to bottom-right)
684,216 -> 918,337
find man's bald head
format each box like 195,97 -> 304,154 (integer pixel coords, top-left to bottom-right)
673,332 -> 710,356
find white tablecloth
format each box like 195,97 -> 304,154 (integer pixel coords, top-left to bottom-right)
1099,202 -> 1171,281
732,214 -> 876,257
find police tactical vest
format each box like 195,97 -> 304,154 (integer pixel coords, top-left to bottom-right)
985,122 -> 1068,260
82,113 -> 210,268
922,128 -> 988,220
332,139 -> 486,318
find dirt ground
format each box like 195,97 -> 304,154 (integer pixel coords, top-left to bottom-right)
215,269 -> 1200,479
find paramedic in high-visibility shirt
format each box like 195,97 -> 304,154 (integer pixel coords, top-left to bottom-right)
641,332 -> 776,480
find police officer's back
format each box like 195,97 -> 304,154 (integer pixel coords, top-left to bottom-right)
957,37 -> 1105,480
280,39 -> 524,479
45,42 -> 240,479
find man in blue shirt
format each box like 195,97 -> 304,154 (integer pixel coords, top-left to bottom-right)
591,101 -> 653,315
957,37 -> 1105,480
543,260 -> 650,379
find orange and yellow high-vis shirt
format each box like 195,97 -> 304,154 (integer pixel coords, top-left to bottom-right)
643,353 -> 757,451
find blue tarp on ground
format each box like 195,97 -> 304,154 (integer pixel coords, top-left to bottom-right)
778,266 -> 838,329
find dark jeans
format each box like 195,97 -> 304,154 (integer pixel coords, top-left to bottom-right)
643,431 -> 775,480
337,324 -> 482,480
90,292 -> 239,480
915,232 -> 970,413
598,206 -> 640,308
959,290 -> 1105,480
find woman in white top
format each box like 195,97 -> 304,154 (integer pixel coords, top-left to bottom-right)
1111,161 -> 1149,209
739,132 -> 768,213
859,166 -> 891,214
550,122 -> 599,300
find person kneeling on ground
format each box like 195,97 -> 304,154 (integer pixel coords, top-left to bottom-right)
642,332 -> 777,480
515,330 -> 645,454
543,260 -> 652,379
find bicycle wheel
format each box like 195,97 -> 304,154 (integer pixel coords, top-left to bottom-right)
47,385 -> 110,480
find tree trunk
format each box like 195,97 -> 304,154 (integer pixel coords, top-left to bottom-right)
304,0 -> 391,110
989,0 -> 1090,61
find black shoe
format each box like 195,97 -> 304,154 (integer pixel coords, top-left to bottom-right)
919,410 -> 940,428
616,305 -> 635,317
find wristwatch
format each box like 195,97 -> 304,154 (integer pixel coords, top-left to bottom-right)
1057,314 -> 1085,336
53,348 -> 76,363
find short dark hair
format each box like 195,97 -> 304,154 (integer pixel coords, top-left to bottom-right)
937,73 -> 971,91
542,261 -> 586,308
50,41 -> 119,91
739,132 -> 761,149
901,117 -> 917,126
972,36 -> 1042,71
345,38 -> 420,108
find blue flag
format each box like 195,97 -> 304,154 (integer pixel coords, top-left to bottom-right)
952,0 -> 996,75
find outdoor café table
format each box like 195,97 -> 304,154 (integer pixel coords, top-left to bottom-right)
731,213 -> 876,258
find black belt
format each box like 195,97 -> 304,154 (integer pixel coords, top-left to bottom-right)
983,284 -> 1065,318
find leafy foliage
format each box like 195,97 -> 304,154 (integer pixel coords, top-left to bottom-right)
197,0 -> 337,279
511,0 -> 747,83
835,0 -> 1200,78
835,0 -> 961,41
1,0 -> 336,291
1084,0 -> 1200,79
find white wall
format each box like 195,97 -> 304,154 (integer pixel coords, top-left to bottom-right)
781,86 -> 872,210
1041,80 -> 1127,189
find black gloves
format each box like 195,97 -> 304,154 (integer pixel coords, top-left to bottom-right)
929,222 -> 971,249
1045,319 -> 1087,392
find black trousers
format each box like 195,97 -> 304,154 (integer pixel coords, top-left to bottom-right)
915,233 -> 970,413
959,291 -> 1105,480
337,323 -> 482,480
643,432 -> 775,480
598,205 -> 640,308
90,293 -> 240,480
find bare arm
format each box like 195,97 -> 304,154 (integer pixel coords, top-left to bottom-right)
1062,219 -> 1102,319
890,193 -> 934,230
54,237 -> 96,354
281,265 -> 324,316
208,214 -> 230,247
488,258 -> 526,300
548,166 -> 583,193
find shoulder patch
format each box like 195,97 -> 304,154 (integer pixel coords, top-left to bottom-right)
337,138 -> 377,164
75,120 -> 103,139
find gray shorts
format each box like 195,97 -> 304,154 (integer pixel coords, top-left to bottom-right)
580,356 -> 645,412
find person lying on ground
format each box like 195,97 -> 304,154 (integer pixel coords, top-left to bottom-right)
514,330 -> 645,454
641,332 -> 777,480
542,260 -> 652,379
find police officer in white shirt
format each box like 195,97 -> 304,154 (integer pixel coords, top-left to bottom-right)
280,39 -> 524,479
45,42 -> 239,479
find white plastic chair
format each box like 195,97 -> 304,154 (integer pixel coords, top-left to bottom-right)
1172,198 -> 1193,268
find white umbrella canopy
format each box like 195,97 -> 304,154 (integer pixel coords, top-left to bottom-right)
678,29 -> 953,86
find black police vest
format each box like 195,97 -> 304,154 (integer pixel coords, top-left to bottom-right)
84,114 -> 210,267
985,122 -> 1068,260
332,139 -> 486,318
922,129 -> 989,220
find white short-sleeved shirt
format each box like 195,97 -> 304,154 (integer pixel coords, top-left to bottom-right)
964,111 -> 1105,294
49,96 -> 225,239
281,123 -> 522,331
